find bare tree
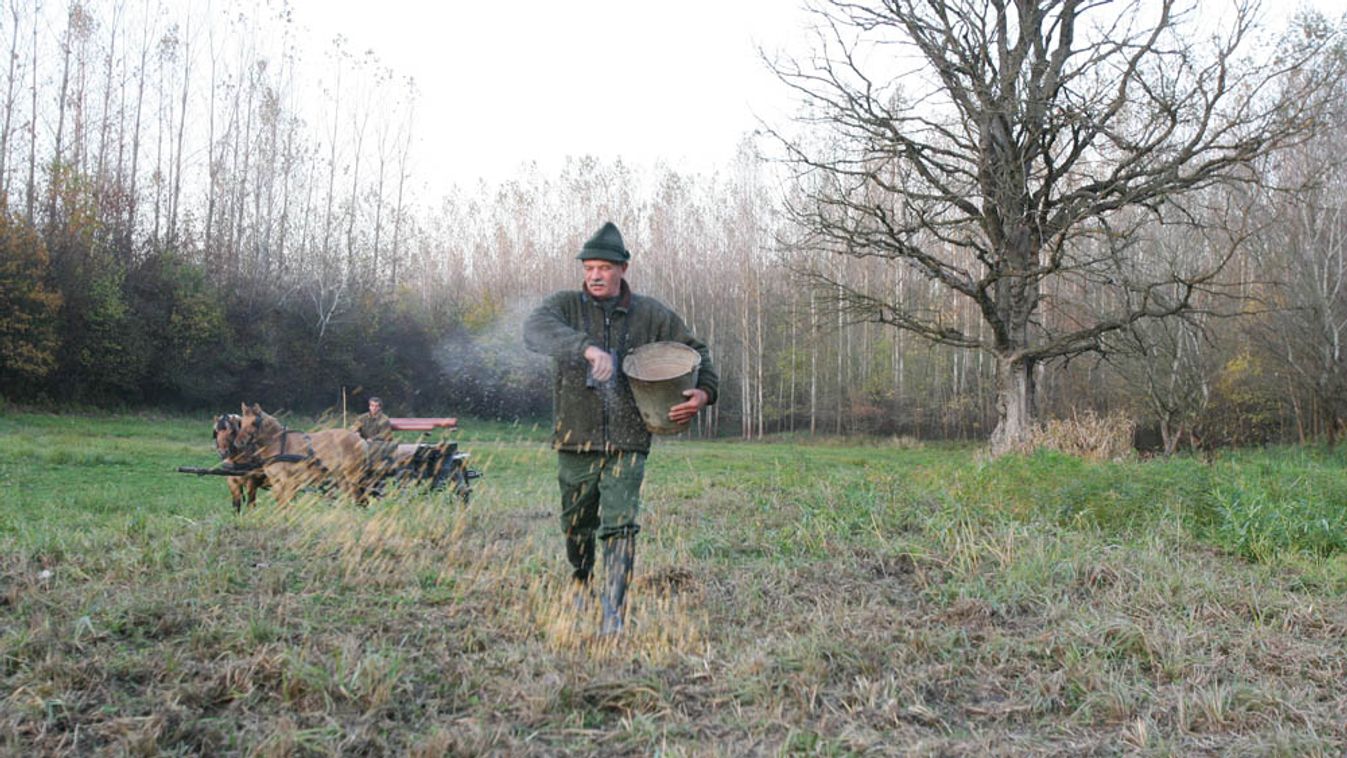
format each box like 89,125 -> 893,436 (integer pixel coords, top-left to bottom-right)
45,4 -> 75,232
24,0 -> 37,222
387,88 -> 413,287
302,262 -> 348,345
165,8 -> 191,247
0,0 -> 26,201
123,1 -> 151,249
769,0 -> 1335,453
1105,219 -> 1232,454
1253,139 -> 1347,441
318,36 -> 344,268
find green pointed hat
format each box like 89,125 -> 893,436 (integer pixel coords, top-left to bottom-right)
577,222 -> 630,263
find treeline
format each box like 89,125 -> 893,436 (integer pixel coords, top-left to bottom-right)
0,1 -> 530,416
1,201 -> 549,416
2,1 -> 1347,448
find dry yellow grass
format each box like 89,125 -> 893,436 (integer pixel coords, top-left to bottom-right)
1027,408 -> 1137,461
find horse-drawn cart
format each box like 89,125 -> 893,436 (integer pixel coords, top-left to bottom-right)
372,417 -> 482,501
179,413 -> 482,508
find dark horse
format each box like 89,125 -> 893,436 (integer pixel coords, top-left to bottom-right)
214,414 -> 270,513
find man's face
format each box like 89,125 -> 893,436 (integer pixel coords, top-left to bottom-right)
369,400 -> 382,415
583,260 -> 626,300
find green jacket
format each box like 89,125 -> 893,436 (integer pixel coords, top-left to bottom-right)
353,412 -> 393,442
524,280 -> 718,453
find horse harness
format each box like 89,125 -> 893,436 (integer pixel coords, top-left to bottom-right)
237,420 -> 330,475
268,428 -> 328,472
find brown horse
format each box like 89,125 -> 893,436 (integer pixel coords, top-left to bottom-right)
235,403 -> 369,506
213,413 -> 270,513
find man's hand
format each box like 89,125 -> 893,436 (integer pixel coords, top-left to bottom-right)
669,388 -> 709,424
584,345 -> 615,382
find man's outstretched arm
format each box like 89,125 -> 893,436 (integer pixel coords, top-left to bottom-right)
524,292 -> 596,360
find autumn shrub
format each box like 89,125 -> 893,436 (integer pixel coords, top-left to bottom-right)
0,209 -> 62,396
1200,351 -> 1283,447
1029,408 -> 1137,461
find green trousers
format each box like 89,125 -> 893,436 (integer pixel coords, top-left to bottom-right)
557,450 -> 646,540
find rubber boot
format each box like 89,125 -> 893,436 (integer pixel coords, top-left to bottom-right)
566,532 -> 596,612
599,533 -> 636,636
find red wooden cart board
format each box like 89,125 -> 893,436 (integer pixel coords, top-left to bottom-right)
389,418 -> 458,431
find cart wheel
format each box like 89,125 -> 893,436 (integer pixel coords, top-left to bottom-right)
451,466 -> 472,504
428,461 -> 453,493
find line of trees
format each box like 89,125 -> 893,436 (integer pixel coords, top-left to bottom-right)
2,1 -> 1346,450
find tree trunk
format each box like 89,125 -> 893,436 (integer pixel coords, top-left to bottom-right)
24,6 -> 36,222
755,278 -> 764,438
788,296 -> 797,433
95,9 -> 117,239
127,13 -> 148,248
345,107 -> 366,280
168,21 -> 190,247
321,54 -> 341,263
47,31 -> 72,233
0,1 -> 21,201
836,282 -> 844,435
389,121 -> 409,287
1160,416 -> 1180,457
809,289 -> 817,436
989,354 -> 1036,455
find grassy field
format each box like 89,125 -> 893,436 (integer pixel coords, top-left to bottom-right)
2,410 -> 1347,755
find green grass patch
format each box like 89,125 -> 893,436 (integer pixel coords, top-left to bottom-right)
2,411 -> 1347,753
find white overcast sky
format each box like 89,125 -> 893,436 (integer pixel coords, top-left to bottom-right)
281,0 -> 1343,194
285,0 -> 813,190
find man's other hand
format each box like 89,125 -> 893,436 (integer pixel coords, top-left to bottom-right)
669,388 -> 709,424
